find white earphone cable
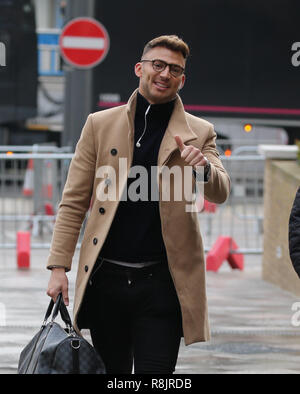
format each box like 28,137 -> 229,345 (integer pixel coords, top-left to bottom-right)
136,105 -> 151,148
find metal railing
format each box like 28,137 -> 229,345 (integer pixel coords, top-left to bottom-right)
200,154 -> 264,254
0,148 -> 265,255
0,149 -> 73,249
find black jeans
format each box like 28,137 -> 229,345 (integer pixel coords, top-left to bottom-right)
86,259 -> 183,374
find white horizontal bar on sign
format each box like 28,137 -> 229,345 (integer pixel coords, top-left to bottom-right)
62,36 -> 105,50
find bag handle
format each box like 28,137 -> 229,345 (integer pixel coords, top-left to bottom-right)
43,297 -> 55,324
42,293 -> 72,329
53,293 -> 73,328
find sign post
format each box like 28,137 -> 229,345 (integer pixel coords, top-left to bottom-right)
0,42 -> 5,67
61,0 -> 109,149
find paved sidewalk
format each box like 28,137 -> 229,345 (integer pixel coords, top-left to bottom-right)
1,250 -> 300,374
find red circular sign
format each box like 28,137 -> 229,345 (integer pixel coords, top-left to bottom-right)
59,17 -> 110,68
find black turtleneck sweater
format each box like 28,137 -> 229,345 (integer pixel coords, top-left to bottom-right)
99,92 -> 175,263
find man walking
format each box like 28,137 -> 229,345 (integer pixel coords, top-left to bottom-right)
47,35 -> 230,374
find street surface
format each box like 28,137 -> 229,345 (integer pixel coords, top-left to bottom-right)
1,250 -> 300,374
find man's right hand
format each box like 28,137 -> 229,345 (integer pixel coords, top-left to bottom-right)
47,267 -> 69,306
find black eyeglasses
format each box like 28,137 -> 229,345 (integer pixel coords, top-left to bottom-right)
140,59 -> 185,77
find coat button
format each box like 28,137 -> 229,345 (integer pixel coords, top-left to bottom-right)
104,178 -> 111,186
111,148 -> 117,156
99,207 -> 105,214
84,265 -> 89,272
93,237 -> 98,245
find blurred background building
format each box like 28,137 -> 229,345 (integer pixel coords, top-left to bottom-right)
0,4 -> 300,362
0,0 -> 299,150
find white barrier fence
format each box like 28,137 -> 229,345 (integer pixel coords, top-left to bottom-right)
0,149 -> 265,256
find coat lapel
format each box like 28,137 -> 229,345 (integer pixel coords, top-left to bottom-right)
126,90 -> 138,165
158,95 -> 197,168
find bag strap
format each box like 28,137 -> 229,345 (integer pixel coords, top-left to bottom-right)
43,293 -> 72,329
58,297 -> 73,328
51,293 -> 63,321
42,297 -> 55,325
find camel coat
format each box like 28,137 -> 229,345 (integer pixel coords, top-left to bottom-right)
47,89 -> 230,345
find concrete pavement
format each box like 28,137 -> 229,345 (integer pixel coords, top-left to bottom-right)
1,249 -> 300,374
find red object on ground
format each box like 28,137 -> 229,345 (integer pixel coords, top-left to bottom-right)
227,238 -> 244,270
17,231 -> 30,269
206,236 -> 231,271
206,236 -> 244,272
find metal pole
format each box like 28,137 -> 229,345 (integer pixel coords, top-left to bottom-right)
62,0 -> 95,150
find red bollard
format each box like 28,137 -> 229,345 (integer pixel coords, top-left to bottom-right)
206,236 -> 244,272
17,231 -> 30,269
227,238 -> 244,270
206,236 -> 231,272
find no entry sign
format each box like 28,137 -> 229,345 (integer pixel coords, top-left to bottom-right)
59,17 -> 110,68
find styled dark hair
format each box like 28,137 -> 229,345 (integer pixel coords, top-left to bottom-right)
142,35 -> 190,60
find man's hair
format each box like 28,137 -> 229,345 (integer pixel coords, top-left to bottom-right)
142,35 -> 190,60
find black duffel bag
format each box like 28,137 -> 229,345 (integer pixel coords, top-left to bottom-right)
18,293 -> 106,374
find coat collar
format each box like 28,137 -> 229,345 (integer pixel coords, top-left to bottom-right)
126,89 -> 197,167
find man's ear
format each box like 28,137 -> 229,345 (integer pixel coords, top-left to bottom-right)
134,62 -> 142,77
178,75 -> 185,90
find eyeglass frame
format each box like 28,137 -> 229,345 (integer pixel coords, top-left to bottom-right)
140,59 -> 185,77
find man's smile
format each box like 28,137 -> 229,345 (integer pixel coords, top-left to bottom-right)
153,81 -> 169,90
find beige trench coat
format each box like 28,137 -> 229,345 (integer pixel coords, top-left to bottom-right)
47,89 -> 230,346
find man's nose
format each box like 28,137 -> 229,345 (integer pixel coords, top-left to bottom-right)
159,65 -> 171,78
